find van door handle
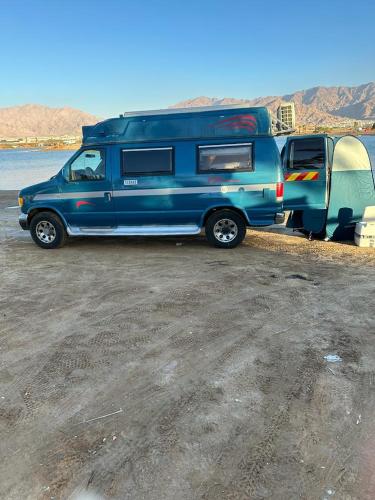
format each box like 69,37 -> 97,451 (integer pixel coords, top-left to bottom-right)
104,192 -> 111,202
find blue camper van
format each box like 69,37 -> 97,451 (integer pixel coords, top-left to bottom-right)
18,105 -> 285,249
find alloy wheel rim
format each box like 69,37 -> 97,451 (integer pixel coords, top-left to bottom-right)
213,218 -> 238,243
35,221 -> 56,244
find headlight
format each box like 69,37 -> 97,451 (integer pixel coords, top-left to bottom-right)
18,196 -> 24,207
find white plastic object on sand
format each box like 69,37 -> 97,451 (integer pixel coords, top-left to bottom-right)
355,206 -> 375,248
324,354 -> 342,363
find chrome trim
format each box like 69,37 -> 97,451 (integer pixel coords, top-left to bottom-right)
122,147 -> 173,152
198,143 -> 252,149
19,213 -> 28,222
274,212 -> 286,224
67,225 -> 201,237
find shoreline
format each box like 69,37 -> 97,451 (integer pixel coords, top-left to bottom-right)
0,144 -> 80,151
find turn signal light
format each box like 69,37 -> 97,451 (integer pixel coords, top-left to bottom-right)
276,182 -> 284,201
18,196 -> 24,207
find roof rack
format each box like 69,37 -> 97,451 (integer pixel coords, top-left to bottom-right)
122,103 -> 253,118
271,115 -> 295,136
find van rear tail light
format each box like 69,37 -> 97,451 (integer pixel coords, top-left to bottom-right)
276,182 -> 284,202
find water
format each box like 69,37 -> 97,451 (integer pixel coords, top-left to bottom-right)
0,149 -> 76,190
0,137 -> 374,191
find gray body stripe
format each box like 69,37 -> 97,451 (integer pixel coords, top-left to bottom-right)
34,191 -> 105,201
113,184 -> 275,197
33,183 -> 276,201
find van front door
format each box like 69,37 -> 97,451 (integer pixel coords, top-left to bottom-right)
60,147 -> 114,227
282,136 -> 328,210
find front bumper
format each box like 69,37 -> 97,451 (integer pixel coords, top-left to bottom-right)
19,212 -> 29,230
274,212 -> 285,225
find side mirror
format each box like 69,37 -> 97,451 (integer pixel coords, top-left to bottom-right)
60,163 -> 70,182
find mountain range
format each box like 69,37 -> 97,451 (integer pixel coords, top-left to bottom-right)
1,82 -> 374,138
171,82 -> 375,126
0,104 -> 100,138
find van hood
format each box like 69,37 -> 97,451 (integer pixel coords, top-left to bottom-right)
19,177 -> 59,197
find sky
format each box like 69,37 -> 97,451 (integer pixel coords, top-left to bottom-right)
0,0 -> 374,117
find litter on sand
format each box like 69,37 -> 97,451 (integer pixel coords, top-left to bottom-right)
324,354 -> 342,363
325,488 -> 335,497
79,408 -> 123,425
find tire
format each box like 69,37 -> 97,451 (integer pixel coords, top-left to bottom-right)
205,210 -> 247,249
30,211 -> 68,249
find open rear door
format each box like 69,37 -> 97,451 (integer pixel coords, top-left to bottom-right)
282,136 -> 328,210
326,135 -> 375,240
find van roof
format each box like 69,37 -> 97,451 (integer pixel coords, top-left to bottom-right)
82,106 -> 273,146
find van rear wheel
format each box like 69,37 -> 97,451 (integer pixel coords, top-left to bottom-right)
30,212 -> 68,249
205,210 -> 247,248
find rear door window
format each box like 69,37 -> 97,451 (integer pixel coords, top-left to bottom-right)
288,138 -> 325,170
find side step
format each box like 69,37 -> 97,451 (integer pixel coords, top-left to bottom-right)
67,225 -> 201,237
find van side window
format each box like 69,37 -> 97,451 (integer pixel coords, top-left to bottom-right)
121,147 -> 173,176
288,138 -> 325,170
198,144 -> 253,173
69,149 -> 105,181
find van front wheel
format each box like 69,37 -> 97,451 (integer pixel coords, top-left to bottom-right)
205,210 -> 247,248
30,212 -> 68,249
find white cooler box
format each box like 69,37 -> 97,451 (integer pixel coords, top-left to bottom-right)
355,206 -> 375,248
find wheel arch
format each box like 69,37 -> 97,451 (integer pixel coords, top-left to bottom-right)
201,205 -> 249,227
28,206 -> 68,228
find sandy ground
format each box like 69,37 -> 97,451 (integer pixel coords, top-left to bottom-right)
1,190 -> 375,500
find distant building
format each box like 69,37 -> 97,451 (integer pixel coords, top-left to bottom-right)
277,102 -> 296,130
